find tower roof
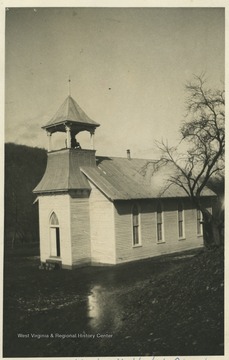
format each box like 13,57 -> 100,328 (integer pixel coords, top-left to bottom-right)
42,95 -> 100,134
33,149 -> 95,193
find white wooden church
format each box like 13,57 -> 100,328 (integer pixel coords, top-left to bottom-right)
34,94 -> 215,269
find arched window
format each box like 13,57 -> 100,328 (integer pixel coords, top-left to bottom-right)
156,203 -> 163,242
197,209 -> 203,236
132,204 -> 140,246
178,202 -> 185,239
50,212 -> 59,226
49,212 -> 60,257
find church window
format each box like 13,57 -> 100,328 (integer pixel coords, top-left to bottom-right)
156,203 -> 164,242
178,202 -> 185,239
132,204 -> 141,246
197,209 -> 203,236
50,212 -> 59,226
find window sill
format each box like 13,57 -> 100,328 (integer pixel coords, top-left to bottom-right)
178,237 -> 186,241
132,244 -> 142,248
157,240 -> 165,244
197,234 -> 203,237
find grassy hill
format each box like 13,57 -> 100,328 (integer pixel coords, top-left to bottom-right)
4,143 -> 47,248
3,246 -> 224,357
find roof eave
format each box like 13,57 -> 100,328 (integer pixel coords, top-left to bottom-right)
33,188 -> 91,194
113,193 -> 217,201
42,120 -> 100,131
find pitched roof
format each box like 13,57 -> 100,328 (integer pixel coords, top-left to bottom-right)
42,96 -> 100,130
33,149 -> 216,199
81,156 -> 215,201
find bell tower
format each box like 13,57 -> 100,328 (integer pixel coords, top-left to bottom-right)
33,90 -> 100,269
42,93 -> 100,152
34,93 -> 100,194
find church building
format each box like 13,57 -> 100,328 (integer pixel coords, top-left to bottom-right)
33,94 -> 215,269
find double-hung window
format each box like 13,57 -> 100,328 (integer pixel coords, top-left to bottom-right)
132,204 -> 140,246
197,209 -> 203,236
156,203 -> 163,242
178,202 -> 185,239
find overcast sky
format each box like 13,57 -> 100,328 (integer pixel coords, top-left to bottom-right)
5,7 -> 225,158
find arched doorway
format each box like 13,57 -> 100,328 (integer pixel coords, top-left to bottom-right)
49,212 -> 61,257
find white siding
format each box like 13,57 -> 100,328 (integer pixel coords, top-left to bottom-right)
70,197 -> 91,266
114,198 -> 211,264
88,181 -> 116,264
38,190 -> 213,268
38,194 -> 72,266
114,200 -> 157,263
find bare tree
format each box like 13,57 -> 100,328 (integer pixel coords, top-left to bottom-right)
157,75 -> 225,247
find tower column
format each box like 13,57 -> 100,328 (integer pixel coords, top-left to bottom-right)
47,131 -> 52,152
90,130 -> 95,150
65,125 -> 71,149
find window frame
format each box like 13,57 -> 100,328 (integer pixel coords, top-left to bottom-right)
197,209 -> 203,236
50,211 -> 59,227
132,203 -> 141,247
177,202 -> 185,240
156,202 -> 165,243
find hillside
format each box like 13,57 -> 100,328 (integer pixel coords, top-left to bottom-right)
4,143 -> 47,248
3,246 -> 224,357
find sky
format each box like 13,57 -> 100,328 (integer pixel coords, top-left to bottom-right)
5,6 -> 225,159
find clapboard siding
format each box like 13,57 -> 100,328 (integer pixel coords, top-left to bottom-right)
70,198 -> 91,265
38,194 -> 72,265
88,181 -> 116,264
114,198 -> 212,264
114,200 -> 157,263
38,190 -> 213,267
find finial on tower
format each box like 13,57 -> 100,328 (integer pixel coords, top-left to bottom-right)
68,75 -> 71,96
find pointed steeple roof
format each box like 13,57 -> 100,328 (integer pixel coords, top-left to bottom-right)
42,96 -> 100,133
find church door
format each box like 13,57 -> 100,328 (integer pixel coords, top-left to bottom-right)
50,212 -> 61,257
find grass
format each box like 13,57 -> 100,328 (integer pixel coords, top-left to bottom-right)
3,245 -> 224,357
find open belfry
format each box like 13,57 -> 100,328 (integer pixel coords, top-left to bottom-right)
34,86 -> 214,269
33,91 -> 101,269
